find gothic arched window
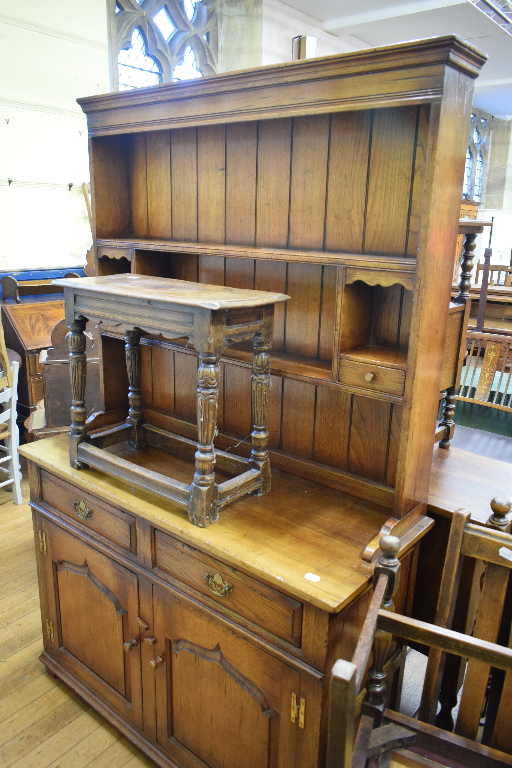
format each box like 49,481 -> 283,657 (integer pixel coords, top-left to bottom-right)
109,0 -> 217,90
462,109 -> 492,203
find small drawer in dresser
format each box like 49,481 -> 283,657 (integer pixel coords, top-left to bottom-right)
40,471 -> 136,553
154,531 -> 302,647
29,375 -> 44,406
339,359 -> 405,397
27,353 -> 44,376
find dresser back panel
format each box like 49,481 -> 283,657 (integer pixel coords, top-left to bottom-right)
93,106 -> 429,259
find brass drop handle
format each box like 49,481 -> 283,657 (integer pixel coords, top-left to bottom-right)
364,372 -> 375,383
149,656 -> 163,670
123,638 -> 138,653
205,572 -> 233,597
73,499 -> 92,519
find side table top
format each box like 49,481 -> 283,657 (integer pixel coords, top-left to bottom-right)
52,274 -> 290,311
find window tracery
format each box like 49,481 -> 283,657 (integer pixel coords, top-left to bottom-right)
462,108 -> 492,203
109,0 -> 217,90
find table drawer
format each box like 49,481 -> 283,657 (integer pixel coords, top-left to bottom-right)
40,471 -> 136,553
339,359 -> 405,396
154,531 -> 302,647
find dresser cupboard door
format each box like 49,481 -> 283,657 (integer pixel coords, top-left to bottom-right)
152,585 -> 316,768
35,516 -> 143,729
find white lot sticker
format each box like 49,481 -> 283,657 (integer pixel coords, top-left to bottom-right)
499,547 -> 512,562
305,573 -> 321,582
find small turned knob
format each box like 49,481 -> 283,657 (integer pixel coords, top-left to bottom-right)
488,497 -> 512,530
379,535 -> 400,566
149,656 -> 163,670
123,638 -> 138,653
364,372 -> 375,382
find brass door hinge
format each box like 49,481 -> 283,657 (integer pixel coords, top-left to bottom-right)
290,692 -> 305,728
38,531 -> 47,554
46,619 -> 54,642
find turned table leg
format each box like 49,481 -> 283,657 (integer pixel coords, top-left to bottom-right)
189,353 -> 220,527
68,317 -> 88,468
439,387 -> 457,448
453,231 -> 477,304
251,333 -> 271,494
125,328 -> 145,449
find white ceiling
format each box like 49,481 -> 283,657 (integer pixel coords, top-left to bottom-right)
281,0 -> 512,118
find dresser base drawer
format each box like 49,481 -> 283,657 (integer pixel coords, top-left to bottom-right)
40,471 -> 136,553
154,531 -> 303,647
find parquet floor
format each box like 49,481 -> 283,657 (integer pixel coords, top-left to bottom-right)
0,478 -> 156,768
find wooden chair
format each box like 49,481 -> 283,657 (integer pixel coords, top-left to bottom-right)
327,512 -> 512,768
476,264 -> 512,288
0,324 -> 22,503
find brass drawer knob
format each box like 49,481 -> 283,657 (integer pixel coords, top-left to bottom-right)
364,372 -> 375,382
73,500 -> 92,519
205,572 -> 233,597
123,638 -> 138,653
149,656 -> 163,670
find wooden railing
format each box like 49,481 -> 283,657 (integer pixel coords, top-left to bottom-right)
458,331 -> 512,411
476,263 -> 512,287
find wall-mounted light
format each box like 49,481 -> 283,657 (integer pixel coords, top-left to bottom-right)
292,36 -> 317,61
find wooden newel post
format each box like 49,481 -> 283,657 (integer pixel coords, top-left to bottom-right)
125,328 -> 145,449
438,388 -> 457,449
189,353 -> 220,527
251,333 -> 271,494
475,247 -> 492,333
68,317 -> 88,468
453,231 -> 478,304
364,536 -> 401,724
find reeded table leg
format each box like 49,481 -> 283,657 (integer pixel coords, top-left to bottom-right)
251,333 -> 271,494
68,317 -> 88,468
125,328 -> 145,449
189,353 -> 220,527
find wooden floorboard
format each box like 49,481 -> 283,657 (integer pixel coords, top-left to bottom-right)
0,479 -> 156,767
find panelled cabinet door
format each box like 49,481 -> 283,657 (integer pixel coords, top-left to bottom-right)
36,515 -> 143,729
152,585 -> 316,768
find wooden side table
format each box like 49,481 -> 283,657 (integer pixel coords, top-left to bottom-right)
53,274 -> 289,527
1,300 -> 65,419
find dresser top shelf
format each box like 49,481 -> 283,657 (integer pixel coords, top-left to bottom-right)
52,274 -> 290,311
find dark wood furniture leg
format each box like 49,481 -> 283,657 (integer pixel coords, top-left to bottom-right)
124,328 -> 145,449
439,387 -> 457,449
189,353 -> 220,527
454,231 -> 478,304
251,332 -> 271,495
68,317 -> 88,468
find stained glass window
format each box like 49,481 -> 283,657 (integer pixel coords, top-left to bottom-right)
173,46 -> 202,81
462,108 -> 491,202
118,28 -> 162,90
463,149 -> 472,198
474,151 -> 484,202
